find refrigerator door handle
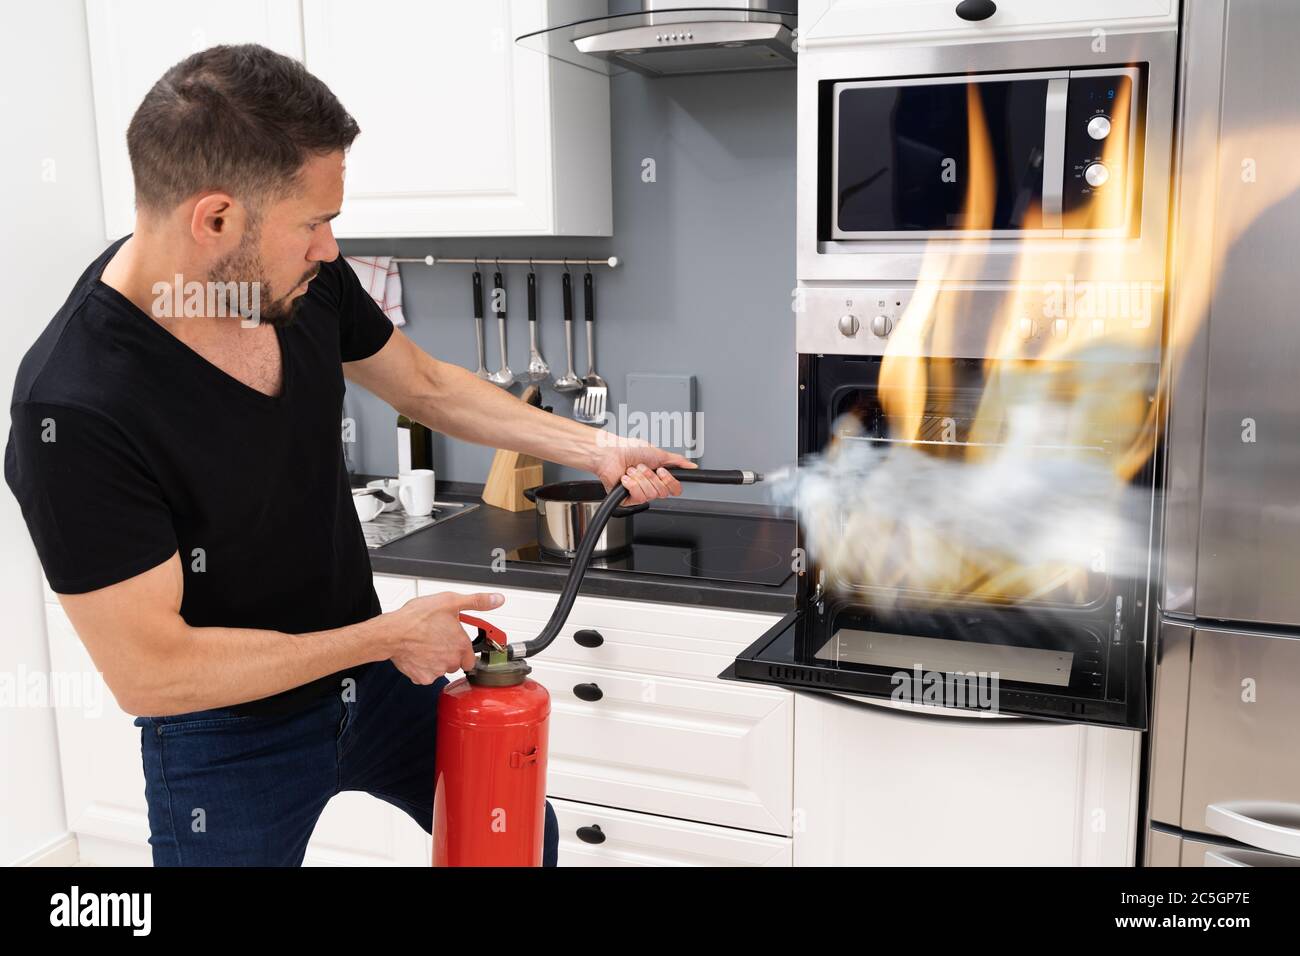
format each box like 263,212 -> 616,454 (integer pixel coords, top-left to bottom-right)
1205,801 -> 1300,858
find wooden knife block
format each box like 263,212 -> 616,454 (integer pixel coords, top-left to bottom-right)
482,448 -> 543,512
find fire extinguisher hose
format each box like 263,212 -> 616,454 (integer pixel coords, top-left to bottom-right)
504,467 -> 762,660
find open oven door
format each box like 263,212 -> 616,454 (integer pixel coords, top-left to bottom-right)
719,600 -> 1149,730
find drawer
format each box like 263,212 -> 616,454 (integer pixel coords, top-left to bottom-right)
415,577 -> 782,681
1146,825 -> 1300,868
550,797 -> 791,867
1178,625 -> 1300,854
529,657 -> 792,835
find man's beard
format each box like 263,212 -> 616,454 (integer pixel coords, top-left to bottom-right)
208,229 -> 316,328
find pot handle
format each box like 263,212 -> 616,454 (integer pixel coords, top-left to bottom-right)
523,485 -> 539,503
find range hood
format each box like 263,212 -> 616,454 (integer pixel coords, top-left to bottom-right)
517,2 -> 798,78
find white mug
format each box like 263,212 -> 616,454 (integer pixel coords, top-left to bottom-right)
398,469 -> 436,517
353,492 -> 385,523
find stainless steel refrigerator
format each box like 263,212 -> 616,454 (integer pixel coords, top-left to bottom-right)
1145,0 -> 1300,867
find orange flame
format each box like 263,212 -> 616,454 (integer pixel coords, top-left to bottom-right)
819,73 -> 1300,607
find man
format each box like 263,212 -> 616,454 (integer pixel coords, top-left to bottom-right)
5,44 -> 692,866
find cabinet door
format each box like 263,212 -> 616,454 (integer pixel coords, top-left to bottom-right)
793,691 -> 1141,866
301,0 -> 611,237
86,0 -> 304,240
305,791 -> 431,867
802,0 -> 1175,43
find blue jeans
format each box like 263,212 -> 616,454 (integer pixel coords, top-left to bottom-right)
133,660 -> 559,866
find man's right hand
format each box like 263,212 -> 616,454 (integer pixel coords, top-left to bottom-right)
384,590 -> 505,685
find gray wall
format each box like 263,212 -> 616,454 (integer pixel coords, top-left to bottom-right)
341,63 -> 797,503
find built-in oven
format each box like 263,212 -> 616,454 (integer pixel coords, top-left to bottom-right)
731,20 -> 1178,729
828,67 -> 1144,240
721,284 -> 1162,730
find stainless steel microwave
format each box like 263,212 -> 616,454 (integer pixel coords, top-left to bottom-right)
827,67 -> 1143,240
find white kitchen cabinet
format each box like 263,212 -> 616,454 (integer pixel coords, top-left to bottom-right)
792,690 -> 1142,866
86,0 -> 612,240
412,574 -> 796,842
301,0 -> 611,238
551,797 -> 791,867
85,0 -> 305,240
800,0 -> 1177,45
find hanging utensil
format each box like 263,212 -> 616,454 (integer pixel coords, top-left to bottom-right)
574,268 -> 608,424
471,268 -> 491,380
526,265 -> 550,382
488,266 -> 515,387
553,268 -> 583,395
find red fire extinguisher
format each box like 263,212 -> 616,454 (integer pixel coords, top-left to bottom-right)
432,613 -> 549,866
431,468 -> 761,867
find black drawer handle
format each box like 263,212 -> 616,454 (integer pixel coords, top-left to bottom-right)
956,0 -> 996,21
576,824 -> 606,845
573,683 -> 603,702
574,628 -> 604,648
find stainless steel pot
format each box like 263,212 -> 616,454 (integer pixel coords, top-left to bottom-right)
523,481 -> 649,558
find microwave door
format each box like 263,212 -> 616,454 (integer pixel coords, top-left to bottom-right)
831,73 -> 1065,239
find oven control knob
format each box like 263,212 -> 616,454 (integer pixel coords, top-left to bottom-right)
871,314 -> 893,337
837,313 -> 860,337
1084,162 -> 1110,187
1086,115 -> 1112,141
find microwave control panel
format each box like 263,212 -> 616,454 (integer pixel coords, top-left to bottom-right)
1062,70 -> 1138,232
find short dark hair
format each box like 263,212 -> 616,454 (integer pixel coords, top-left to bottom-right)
126,43 -> 360,218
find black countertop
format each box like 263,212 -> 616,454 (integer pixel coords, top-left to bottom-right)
362,479 -> 798,614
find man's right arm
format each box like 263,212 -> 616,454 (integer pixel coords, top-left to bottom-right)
58,551 -> 503,717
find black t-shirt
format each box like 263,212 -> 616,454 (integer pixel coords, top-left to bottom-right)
5,235 -> 396,716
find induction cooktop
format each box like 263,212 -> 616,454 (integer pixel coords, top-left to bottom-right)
506,508 -> 795,588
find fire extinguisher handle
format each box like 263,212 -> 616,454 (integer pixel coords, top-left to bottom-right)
459,612 -> 507,652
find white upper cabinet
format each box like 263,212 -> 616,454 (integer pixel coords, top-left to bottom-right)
87,0 -> 612,240
800,0 -> 1177,45
86,0 -> 305,240
303,0 -> 611,238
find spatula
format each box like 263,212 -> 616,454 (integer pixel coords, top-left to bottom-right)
574,270 -> 607,425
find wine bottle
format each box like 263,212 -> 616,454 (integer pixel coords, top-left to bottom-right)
397,414 -> 434,473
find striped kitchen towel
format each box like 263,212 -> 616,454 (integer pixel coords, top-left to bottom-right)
344,255 -> 407,327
